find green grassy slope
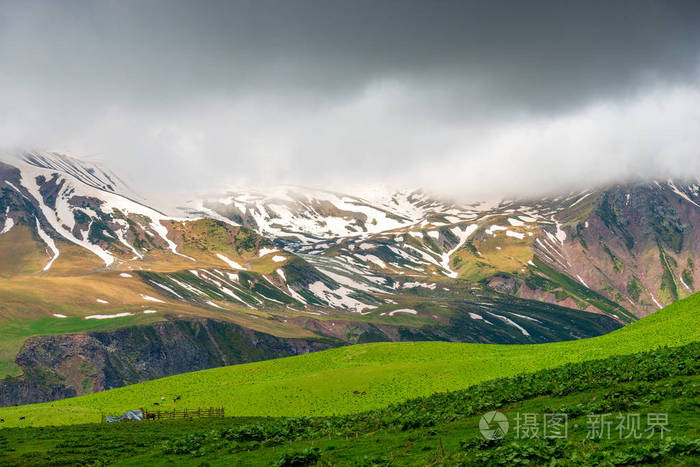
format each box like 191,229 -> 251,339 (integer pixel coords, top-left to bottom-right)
1,343 -> 698,466
2,292 -> 698,427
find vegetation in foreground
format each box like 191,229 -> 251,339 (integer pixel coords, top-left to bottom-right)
1,291 -> 698,427
0,342 -> 698,465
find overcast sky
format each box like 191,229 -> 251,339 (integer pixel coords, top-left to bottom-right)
1,0 -> 700,201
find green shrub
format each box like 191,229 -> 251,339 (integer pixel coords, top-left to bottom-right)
274,447 -> 322,467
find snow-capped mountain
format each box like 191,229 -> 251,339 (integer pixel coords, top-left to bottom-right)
1,151 -> 191,268
1,150 -> 698,340
188,186 -> 497,247
3,150 -> 698,407
18,151 -> 142,202
199,178 -> 700,320
0,152 -> 394,314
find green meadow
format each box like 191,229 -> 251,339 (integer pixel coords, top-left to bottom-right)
1,342 -> 698,465
1,292 -> 697,428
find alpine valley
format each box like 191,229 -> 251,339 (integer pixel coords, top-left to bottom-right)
1,151 -> 698,406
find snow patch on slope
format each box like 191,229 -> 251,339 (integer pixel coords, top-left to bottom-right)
34,218 -> 60,271
388,308 -> 417,316
216,253 -> 245,270
487,312 -> 530,336
308,281 -> 375,312
258,247 -> 279,257
21,167 -> 116,266
85,312 -> 134,320
439,224 -> 478,278
506,230 -> 525,239
0,208 -> 13,234
140,294 -> 165,303
469,312 -> 493,324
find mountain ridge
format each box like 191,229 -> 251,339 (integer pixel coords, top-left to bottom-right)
0,150 -> 697,404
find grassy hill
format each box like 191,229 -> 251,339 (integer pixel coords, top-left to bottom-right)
1,292 -> 698,428
1,342 -> 698,465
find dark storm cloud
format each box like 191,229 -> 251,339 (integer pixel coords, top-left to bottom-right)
1,0 -> 699,200
3,0 -> 700,110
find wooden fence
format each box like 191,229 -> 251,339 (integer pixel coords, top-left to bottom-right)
144,407 -> 225,420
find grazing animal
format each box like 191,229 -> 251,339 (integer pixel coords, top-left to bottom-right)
174,395 -> 181,402
160,397 -> 165,401
19,416 -> 25,420
153,402 -> 159,406
145,412 -> 156,420
1,419 -> 4,422
361,391 -> 366,395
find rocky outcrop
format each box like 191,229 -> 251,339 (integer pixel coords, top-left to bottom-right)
0,318 -> 338,407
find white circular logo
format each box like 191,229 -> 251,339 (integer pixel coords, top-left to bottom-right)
479,411 -> 509,440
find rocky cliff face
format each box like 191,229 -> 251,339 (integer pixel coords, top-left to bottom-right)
0,319 -> 337,407
506,181 -> 700,318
